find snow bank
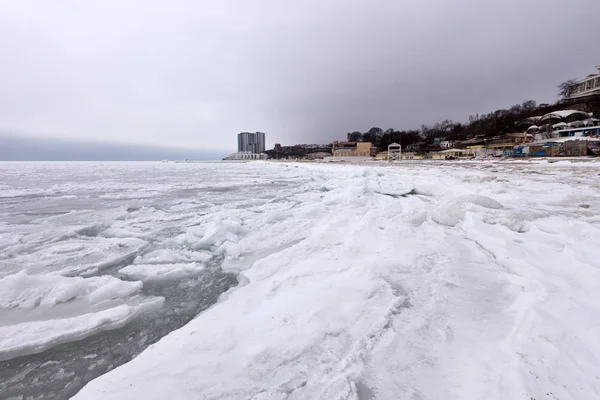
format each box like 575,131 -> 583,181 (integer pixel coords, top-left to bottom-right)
118,263 -> 205,281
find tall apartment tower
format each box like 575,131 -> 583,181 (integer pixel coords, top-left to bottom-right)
237,132 -> 266,153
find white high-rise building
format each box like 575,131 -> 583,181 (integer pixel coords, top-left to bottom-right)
237,132 -> 266,153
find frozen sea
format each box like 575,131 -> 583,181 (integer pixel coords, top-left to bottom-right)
1,160 -> 600,399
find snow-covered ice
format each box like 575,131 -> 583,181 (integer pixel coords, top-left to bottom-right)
2,160 -> 600,400
70,160 -> 600,400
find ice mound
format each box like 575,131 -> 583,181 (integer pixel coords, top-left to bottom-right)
163,216 -> 245,253
432,201 -> 466,227
118,263 -> 206,281
456,194 -> 504,209
432,194 -> 504,227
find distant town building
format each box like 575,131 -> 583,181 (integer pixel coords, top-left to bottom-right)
387,143 -> 401,161
223,151 -> 267,160
569,65 -> 600,99
238,132 -> 266,153
332,142 -> 372,157
439,140 -> 454,149
274,143 -> 282,152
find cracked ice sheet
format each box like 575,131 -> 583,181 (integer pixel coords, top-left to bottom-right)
0,236 -> 148,277
75,161 -> 600,400
0,272 -> 164,361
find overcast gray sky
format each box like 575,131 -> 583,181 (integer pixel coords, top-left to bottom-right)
1,0 -> 598,151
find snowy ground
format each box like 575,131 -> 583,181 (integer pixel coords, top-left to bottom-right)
2,161 -> 600,399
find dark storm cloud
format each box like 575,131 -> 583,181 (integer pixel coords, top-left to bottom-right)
0,0 -> 598,155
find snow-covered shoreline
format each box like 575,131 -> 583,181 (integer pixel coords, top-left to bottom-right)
71,161 -> 600,400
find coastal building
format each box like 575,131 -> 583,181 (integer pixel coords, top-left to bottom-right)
387,143 -> 401,161
401,152 -> 424,160
224,131 -> 267,160
332,142 -> 373,157
374,151 -> 388,161
524,110 -> 598,140
223,151 -> 267,160
460,133 -> 531,157
554,126 -> 600,138
512,137 -> 600,157
238,132 -> 266,153
568,65 -> 600,99
431,149 -> 465,159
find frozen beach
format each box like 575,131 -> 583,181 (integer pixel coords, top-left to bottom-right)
2,160 -> 600,399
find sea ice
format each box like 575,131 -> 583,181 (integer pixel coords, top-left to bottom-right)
75,161 -> 600,399
3,160 -> 599,400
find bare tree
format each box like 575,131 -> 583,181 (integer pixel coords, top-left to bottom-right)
558,79 -> 579,99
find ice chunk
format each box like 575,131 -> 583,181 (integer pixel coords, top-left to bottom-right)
432,201 -> 466,227
457,194 -> 504,209
2,237 -> 147,277
432,194 -> 503,227
118,263 -> 205,281
0,271 -> 142,310
133,249 -> 212,265
0,297 -> 164,362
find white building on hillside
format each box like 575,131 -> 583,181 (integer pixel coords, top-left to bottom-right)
569,65 -> 600,99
